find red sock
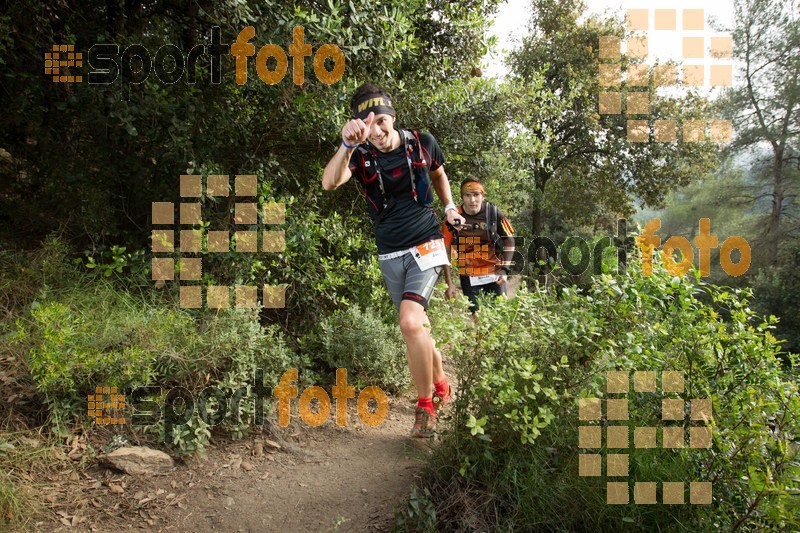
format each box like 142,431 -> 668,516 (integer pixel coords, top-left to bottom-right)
434,378 -> 449,397
417,397 -> 434,414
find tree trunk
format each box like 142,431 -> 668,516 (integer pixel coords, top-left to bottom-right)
531,171 -> 549,236
767,155 -> 784,266
531,171 -> 551,288
532,203 -> 543,236
106,0 -> 124,37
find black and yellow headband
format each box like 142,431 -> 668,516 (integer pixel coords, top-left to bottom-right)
353,93 -> 395,120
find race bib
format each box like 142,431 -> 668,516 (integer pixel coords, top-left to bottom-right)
469,274 -> 499,287
412,239 -> 449,271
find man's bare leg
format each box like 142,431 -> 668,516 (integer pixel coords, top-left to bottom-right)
422,313 -> 445,384
399,300 -> 444,397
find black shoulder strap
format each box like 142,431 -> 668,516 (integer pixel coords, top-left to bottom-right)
487,202 -> 499,235
486,201 -> 503,251
356,143 -> 387,201
401,129 -> 424,202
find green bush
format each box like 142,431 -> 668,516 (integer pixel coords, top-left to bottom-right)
751,240 -> 800,354
400,251 -> 799,531
0,236 -> 79,321
4,241 -> 304,454
317,306 -> 409,393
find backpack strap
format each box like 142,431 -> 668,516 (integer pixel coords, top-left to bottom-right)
400,130 -> 418,201
356,130 -> 434,222
404,129 -> 434,205
486,201 -> 503,254
356,143 -> 389,206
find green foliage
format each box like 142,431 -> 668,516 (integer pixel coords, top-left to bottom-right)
80,245 -> 148,283
401,252 -> 799,531
0,472 -> 28,530
504,0 -> 719,236
719,0 -> 800,266
751,240 -> 800,354
394,484 -> 437,532
192,312 -> 297,442
317,306 -> 409,393
0,0 -> 500,249
637,164 -> 800,357
5,240 -> 303,454
276,209 -> 395,335
163,415 -> 213,457
25,300 -> 155,396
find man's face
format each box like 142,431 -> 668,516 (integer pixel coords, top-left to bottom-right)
368,113 -> 396,151
462,191 -> 484,215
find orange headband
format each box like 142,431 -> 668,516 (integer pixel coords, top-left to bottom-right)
461,182 -> 485,195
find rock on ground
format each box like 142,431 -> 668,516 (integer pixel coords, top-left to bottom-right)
102,446 -> 174,475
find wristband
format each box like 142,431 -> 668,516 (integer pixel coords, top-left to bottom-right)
444,203 -> 457,213
342,140 -> 360,150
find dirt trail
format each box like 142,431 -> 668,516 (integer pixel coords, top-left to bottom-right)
160,395 -> 431,532
152,364 -> 461,532
36,378 -> 451,533
39,360 -> 464,532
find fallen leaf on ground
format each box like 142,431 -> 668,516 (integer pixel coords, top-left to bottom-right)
19,437 -> 40,448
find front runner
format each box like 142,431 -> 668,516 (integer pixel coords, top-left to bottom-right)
321,83 -> 465,438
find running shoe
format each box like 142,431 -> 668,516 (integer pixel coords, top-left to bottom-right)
411,406 -> 436,438
433,384 -> 452,411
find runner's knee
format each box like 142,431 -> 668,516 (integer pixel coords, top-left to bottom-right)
400,317 -> 425,337
398,309 -> 425,337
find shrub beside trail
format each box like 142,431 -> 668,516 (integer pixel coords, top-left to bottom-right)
397,255 -> 799,531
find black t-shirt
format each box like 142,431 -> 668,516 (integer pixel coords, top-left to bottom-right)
348,130 -> 445,254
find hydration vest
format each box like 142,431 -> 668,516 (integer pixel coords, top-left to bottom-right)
354,129 -> 434,223
453,202 -> 504,256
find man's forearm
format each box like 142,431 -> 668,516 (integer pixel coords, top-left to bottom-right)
322,144 -> 355,190
429,167 -> 454,207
